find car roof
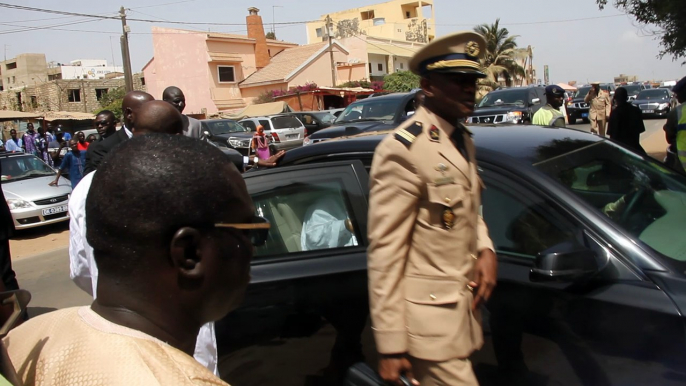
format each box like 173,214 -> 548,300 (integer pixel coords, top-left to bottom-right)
0,152 -> 33,159
349,92 -> 412,104
201,118 -> 240,122
281,124 -> 602,166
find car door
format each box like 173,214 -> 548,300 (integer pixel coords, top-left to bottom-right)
217,160 -> 372,386
298,113 -> 322,136
473,164 -> 684,386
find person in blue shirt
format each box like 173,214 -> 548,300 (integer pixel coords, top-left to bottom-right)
49,139 -> 86,189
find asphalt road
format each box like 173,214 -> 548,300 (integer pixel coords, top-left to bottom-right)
568,117 -> 668,159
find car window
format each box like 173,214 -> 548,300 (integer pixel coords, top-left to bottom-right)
204,120 -> 249,135
636,89 -> 669,99
300,114 -> 315,125
478,90 -> 529,107
240,120 -> 257,131
270,116 -> 301,129
313,112 -> 334,124
534,140 -> 686,270
1,156 -> 55,182
245,162 -> 369,259
336,99 -> 399,123
574,87 -> 591,99
258,119 -> 271,129
482,171 -> 577,259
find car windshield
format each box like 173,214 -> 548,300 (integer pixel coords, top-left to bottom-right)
622,85 -> 642,95
636,89 -> 669,99
204,120 -> 249,135
478,90 -> 528,107
574,87 -> 591,99
335,99 -> 399,123
533,140 -> 686,271
1,155 -> 55,183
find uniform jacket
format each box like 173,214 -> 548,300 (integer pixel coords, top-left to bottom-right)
584,89 -> 611,121
367,106 -> 494,362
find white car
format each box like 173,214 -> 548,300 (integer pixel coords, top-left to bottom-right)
239,115 -> 306,151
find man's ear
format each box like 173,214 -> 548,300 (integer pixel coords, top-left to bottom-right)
420,76 -> 433,98
169,227 -> 203,280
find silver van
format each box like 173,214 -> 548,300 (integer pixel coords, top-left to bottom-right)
238,115 -> 306,151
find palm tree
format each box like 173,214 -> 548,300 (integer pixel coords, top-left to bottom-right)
473,19 -> 526,96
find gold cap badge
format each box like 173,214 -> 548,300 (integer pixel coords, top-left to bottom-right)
465,41 -> 480,57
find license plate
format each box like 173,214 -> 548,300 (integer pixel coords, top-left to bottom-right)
286,134 -> 299,140
42,205 -> 67,216
581,113 -> 589,118
643,110 -> 654,114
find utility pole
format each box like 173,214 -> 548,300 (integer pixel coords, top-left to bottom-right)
119,6 -> 134,92
325,15 -> 336,87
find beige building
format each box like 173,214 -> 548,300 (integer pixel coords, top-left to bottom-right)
614,73 -> 638,84
306,0 -> 435,44
0,53 -> 50,91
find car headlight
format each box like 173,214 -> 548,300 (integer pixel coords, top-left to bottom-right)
506,111 -> 523,123
658,103 -> 669,110
228,138 -> 244,147
6,199 -> 31,210
567,102 -> 574,107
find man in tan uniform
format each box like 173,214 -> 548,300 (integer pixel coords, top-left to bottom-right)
368,32 -> 497,386
584,82 -> 612,136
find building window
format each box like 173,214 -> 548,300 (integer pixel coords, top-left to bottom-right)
373,18 -> 385,26
68,89 -> 81,102
217,66 -> 236,83
360,10 -> 375,20
140,77 -> 146,86
11,76 -> 15,83
397,29 -> 402,32
95,88 -> 108,101
368,63 -> 372,74
406,11 -> 411,18
30,96 -> 37,108
5,62 -> 16,70
377,63 -> 383,72
316,28 -> 323,37
399,62 -> 404,69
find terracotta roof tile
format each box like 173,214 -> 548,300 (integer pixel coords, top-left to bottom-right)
240,42 -> 328,87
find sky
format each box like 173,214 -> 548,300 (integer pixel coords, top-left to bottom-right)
1,0 -> 683,85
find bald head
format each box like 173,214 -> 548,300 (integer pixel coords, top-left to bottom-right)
132,100 -> 183,136
122,91 -> 154,129
162,86 -> 186,114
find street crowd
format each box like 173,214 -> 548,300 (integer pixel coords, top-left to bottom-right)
0,29 -> 682,386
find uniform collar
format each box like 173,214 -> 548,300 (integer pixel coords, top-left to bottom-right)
421,107 -> 472,138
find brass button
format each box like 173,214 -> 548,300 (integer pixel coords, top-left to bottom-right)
467,284 -> 473,292
430,294 -> 437,300
470,253 -> 477,260
444,197 -> 451,203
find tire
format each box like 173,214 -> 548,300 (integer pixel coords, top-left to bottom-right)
568,115 -> 575,124
582,118 -> 590,124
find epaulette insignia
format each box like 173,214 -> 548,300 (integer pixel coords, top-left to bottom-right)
394,122 -> 423,147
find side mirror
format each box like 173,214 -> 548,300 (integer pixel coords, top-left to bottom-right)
531,98 -> 541,105
530,241 -> 599,283
203,130 -> 211,138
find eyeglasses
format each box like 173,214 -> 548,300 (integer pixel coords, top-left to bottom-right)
215,216 -> 270,246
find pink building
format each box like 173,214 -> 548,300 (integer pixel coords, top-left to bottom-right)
143,7 -> 366,116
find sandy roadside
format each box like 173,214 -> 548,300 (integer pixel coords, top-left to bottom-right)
9,222 -> 69,261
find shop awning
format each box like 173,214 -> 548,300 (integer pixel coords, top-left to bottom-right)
43,111 -> 95,121
220,101 -> 293,120
0,111 -> 42,120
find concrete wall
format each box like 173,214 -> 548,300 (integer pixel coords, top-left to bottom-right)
337,63 -> 367,83
0,53 -> 49,91
368,53 -> 387,77
144,28 -> 214,115
239,82 -> 288,105
289,48 -> 349,88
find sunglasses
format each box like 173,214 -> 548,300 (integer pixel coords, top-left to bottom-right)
215,216 -> 270,247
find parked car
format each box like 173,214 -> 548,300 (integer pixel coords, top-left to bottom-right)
303,92 -> 418,146
282,111 -> 336,137
200,119 -> 254,156
239,115 -> 306,151
467,86 -> 547,124
631,88 -> 677,117
218,124 -> 686,386
621,84 -> 647,101
1,152 -> 71,229
567,86 -> 592,124
324,108 -> 345,118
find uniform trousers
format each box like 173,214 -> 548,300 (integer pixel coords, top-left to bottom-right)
590,116 -> 607,137
410,356 -> 478,386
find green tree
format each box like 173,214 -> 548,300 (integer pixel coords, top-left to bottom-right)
266,31 -> 276,40
382,71 -> 420,92
95,87 -> 126,120
473,19 -> 526,95
597,0 -> 686,63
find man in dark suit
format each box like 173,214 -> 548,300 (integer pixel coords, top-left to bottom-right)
0,161 -> 18,292
162,86 -> 202,138
84,91 -> 154,175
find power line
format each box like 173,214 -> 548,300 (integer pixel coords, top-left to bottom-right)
0,18 -> 102,35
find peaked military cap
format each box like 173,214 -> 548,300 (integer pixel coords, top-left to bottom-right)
409,31 -> 487,78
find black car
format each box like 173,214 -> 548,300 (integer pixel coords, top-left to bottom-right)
632,88 -> 677,118
468,86 -> 547,124
303,92 -> 417,146
217,124 -> 686,386
200,119 -> 254,156
282,111 -> 336,137
567,84 -> 616,124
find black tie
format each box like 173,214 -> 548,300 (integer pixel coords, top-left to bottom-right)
450,126 -> 469,161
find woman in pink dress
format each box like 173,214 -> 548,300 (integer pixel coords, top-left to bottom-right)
251,125 -> 271,160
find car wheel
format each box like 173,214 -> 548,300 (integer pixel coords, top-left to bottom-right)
568,115 -> 575,124
582,118 -> 590,123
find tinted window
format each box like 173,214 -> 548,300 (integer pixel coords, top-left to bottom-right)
478,90 -> 529,107
534,140 -> 686,270
251,179 -> 362,257
258,120 -> 271,129
240,120 -> 257,131
574,87 -> 591,99
299,114 -> 316,125
636,89 -> 669,99
336,98 -> 400,123
313,112 -> 335,124
1,156 -> 55,182
622,85 -> 642,95
270,116 -> 301,129
204,120 -> 249,135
